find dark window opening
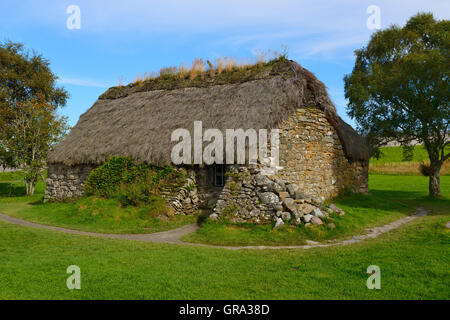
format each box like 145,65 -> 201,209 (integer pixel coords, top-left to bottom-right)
213,164 -> 225,187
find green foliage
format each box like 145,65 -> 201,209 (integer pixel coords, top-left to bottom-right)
344,13 -> 449,196
117,180 -> 151,207
4,97 -> 69,189
84,156 -> 144,197
369,145 -> 450,175
225,170 -> 249,180
84,156 -> 185,207
0,41 -> 69,195
370,145 -> 448,164
401,145 -> 415,162
0,42 -> 68,157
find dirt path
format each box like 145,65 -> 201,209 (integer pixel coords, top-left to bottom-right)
0,208 -> 429,250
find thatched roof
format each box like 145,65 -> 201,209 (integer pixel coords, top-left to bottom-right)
48,60 -> 369,166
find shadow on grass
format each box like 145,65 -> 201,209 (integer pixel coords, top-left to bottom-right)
29,199 -> 45,206
337,188 -> 449,215
0,182 -> 26,197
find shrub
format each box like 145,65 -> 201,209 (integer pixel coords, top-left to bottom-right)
84,156 -> 187,207
84,156 -> 148,197
117,180 -> 150,207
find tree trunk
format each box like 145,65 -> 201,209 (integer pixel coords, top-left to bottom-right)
429,161 -> 441,197
24,180 -> 36,196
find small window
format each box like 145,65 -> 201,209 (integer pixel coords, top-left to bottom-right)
213,164 -> 225,187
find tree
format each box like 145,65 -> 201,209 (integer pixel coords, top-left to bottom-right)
344,13 -> 449,197
0,41 -> 69,195
1,96 -> 69,195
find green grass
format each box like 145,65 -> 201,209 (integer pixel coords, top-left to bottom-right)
182,175 -> 450,246
370,145 -> 433,164
0,175 -> 196,234
0,170 -> 24,182
0,209 -> 448,299
0,172 -> 448,299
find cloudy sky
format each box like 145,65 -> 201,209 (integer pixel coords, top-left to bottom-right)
1,0 -> 449,126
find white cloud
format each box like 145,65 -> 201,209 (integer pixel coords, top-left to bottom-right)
10,0 -> 450,33
58,78 -> 109,88
300,34 -> 369,57
3,0 -> 448,61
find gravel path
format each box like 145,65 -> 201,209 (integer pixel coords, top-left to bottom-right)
0,208 -> 429,250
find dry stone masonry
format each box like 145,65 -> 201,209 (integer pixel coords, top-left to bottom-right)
278,107 -> 368,200
162,170 -> 200,215
211,107 -> 368,225
45,165 -> 200,216
44,164 -> 95,201
212,164 -> 346,226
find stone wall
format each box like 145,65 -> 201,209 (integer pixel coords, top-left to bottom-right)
213,107 -> 368,224
213,164 -> 335,226
277,107 -> 368,200
44,164 -> 95,201
193,165 -> 226,208
161,170 -> 200,215
214,165 -> 274,223
45,164 -> 200,215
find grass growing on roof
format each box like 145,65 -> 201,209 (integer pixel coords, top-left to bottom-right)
100,55 -> 291,100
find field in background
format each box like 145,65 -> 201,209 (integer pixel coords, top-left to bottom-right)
370,145 -> 450,175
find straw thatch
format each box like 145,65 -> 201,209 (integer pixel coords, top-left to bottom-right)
48,60 -> 369,166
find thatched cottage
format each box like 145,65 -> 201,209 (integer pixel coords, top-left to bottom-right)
46,59 -> 369,224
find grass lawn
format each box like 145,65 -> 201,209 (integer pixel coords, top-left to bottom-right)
0,171 -> 448,299
182,175 -> 450,246
0,176 -> 196,234
369,145 -> 450,175
0,204 -> 448,299
1,172 -> 448,243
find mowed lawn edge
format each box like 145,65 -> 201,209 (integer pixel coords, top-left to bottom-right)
0,180 -> 197,235
182,175 -> 450,246
1,175 -> 448,245
0,211 -> 448,299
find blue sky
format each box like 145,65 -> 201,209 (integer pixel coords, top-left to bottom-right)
1,0 -> 448,127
